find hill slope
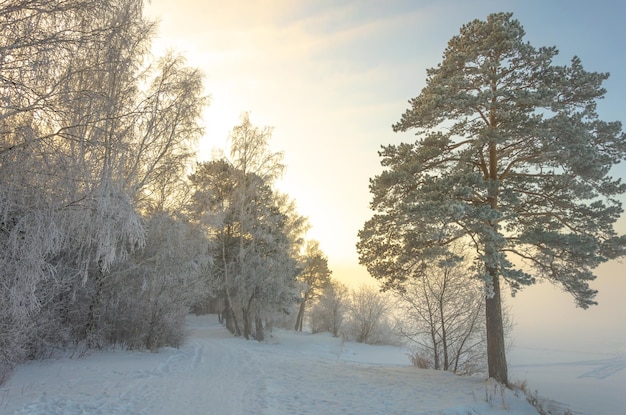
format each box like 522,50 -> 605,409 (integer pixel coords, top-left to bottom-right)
1,315 -> 538,414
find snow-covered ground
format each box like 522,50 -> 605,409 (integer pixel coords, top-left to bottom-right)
1,315 -> 540,415
506,272 -> 626,415
509,344 -> 626,415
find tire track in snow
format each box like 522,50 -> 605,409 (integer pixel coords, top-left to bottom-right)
578,354 -> 626,379
512,353 -> 626,380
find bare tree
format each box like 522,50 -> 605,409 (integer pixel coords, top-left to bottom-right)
395,260 -> 487,374
343,285 -> 395,345
310,279 -> 348,337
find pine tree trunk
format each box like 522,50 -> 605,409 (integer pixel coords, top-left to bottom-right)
485,269 -> 508,385
485,128 -> 508,385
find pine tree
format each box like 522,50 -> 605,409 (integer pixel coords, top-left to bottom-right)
357,12 -> 626,385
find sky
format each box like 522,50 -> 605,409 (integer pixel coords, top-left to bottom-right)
143,0 -> 626,348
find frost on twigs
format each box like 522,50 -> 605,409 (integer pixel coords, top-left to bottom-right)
0,0 -> 209,368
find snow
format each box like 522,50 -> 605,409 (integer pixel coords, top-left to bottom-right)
509,344 -> 626,415
1,315 -> 539,415
506,274 -> 626,415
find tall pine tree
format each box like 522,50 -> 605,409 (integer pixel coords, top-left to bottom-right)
358,12 -> 626,385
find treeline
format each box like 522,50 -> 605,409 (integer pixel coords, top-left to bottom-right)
0,0 -> 206,373
0,0 -> 327,379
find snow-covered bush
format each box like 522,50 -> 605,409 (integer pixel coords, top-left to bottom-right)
341,285 -> 399,345
103,213 -> 210,350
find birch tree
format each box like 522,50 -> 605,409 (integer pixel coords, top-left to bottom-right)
129,53 -> 208,214
227,114 -> 296,340
188,115 -> 301,340
357,12 -> 626,385
1,0 -> 208,366
396,259 -> 487,374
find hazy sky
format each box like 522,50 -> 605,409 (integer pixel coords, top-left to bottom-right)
144,0 -> 626,344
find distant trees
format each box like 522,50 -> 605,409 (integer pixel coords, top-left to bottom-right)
310,280 -> 348,337
294,240 -> 332,332
0,0 -> 209,376
188,114 -> 311,341
342,285 -> 397,345
358,12 -> 626,385
309,281 -> 397,345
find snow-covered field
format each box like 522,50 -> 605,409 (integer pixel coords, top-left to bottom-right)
1,315 -> 540,415
509,344 -> 626,415
506,273 -> 626,415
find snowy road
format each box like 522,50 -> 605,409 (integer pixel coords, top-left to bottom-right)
1,315 -> 538,415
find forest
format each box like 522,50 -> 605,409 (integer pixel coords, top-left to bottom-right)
0,0 -> 328,378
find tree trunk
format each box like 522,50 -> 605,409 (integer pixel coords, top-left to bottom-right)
255,313 -> 264,341
294,291 -> 309,332
485,125 -> 508,385
485,269 -> 508,385
429,317 -> 439,370
222,294 -> 240,336
242,293 -> 255,340
295,301 -> 304,331
242,306 -> 250,340
85,265 -> 105,348
439,273 -> 449,371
